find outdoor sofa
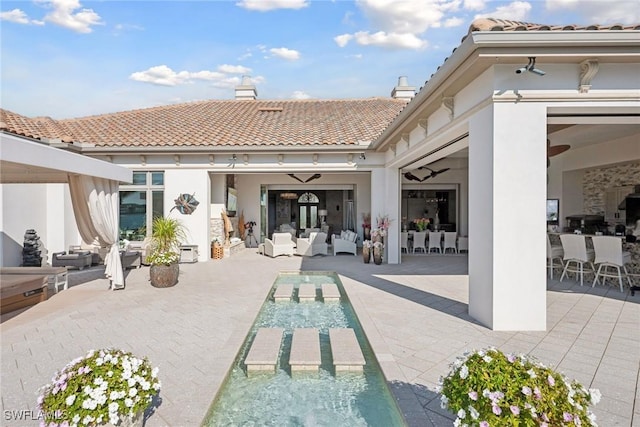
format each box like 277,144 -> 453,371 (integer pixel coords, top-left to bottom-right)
264,232 -> 296,258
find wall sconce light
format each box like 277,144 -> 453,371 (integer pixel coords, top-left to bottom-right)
280,192 -> 298,200
359,153 -> 366,160
516,57 -> 546,76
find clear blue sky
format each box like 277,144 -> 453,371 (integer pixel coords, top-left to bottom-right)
1,0 -> 637,119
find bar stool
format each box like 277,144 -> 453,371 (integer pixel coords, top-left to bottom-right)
559,234 -> 596,286
591,236 -> 633,292
546,233 -> 564,279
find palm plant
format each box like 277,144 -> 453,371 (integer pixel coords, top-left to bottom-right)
147,216 -> 186,266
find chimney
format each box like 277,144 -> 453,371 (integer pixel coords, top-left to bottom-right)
391,76 -> 415,100
235,75 -> 258,100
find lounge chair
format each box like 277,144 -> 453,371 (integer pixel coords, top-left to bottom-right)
52,251 -> 92,270
296,232 -> 328,256
264,233 -> 296,258
332,230 -> 358,256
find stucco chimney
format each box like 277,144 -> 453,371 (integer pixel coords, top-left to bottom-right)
235,75 -> 258,100
391,76 -> 415,100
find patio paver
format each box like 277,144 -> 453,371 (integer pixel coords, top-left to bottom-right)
1,249 -> 638,426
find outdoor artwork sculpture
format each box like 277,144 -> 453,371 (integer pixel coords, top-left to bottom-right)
171,193 -> 199,215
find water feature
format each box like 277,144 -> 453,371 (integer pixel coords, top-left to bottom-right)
203,271 -> 406,426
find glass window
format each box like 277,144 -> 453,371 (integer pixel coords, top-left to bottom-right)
119,171 -> 164,240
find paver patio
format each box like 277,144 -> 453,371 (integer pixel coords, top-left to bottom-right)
1,249 -> 638,426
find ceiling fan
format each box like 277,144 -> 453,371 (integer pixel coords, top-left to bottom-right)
418,166 -> 450,179
287,173 -> 322,183
547,139 -> 570,167
403,171 -> 427,182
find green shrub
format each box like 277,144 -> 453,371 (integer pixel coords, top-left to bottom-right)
439,347 -> 600,427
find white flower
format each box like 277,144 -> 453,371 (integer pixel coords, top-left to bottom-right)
527,368 -> 537,378
72,414 -> 81,423
152,367 -> 159,378
457,409 -> 466,419
124,398 -> 134,408
453,418 -> 462,427
95,357 -> 104,366
459,364 -> 469,379
483,355 -> 492,363
110,391 -> 120,400
94,377 -> 104,385
109,402 -> 119,413
65,394 -> 76,406
129,387 -> 138,397
440,394 -> 449,409
468,405 -> 479,420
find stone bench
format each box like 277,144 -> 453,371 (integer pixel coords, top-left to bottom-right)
244,327 -> 284,374
297,283 -> 317,302
0,266 -> 68,294
329,328 -> 366,373
273,284 -> 294,302
321,283 -> 340,302
289,328 -> 321,373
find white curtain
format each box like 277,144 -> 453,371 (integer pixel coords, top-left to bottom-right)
68,175 -> 124,289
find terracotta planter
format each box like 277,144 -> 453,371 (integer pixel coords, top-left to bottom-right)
373,247 -> 383,265
362,247 -> 371,263
150,263 -> 179,288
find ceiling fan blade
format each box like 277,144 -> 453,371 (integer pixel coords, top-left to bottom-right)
404,172 -> 420,182
548,145 -> 571,157
305,173 -> 321,183
287,173 -> 304,183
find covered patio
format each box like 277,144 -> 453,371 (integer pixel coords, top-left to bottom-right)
1,252 -> 638,426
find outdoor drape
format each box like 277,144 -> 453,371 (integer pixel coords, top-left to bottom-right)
68,174 -> 124,289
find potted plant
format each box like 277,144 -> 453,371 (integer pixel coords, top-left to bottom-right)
439,347 -> 600,426
362,240 -> 372,263
38,348 -> 161,427
211,237 -> 223,259
372,240 -> 384,264
147,216 -> 186,288
362,213 -> 371,241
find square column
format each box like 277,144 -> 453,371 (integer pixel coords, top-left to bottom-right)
370,168 -> 401,264
468,103 -> 547,330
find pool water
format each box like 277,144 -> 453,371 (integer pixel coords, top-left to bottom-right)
203,272 -> 406,426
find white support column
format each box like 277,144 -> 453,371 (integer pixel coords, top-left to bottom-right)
385,167 -> 401,264
468,103 -> 547,331
370,168 -> 386,230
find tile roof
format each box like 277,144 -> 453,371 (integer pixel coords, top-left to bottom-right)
2,98 -> 408,148
464,17 -> 640,37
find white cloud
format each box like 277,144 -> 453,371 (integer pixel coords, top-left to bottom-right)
463,0 -> 486,11
338,31 -> 427,49
270,47 -> 301,60
236,0 -> 309,12
0,9 -> 43,25
474,1 -> 532,21
444,17 -> 464,27
356,0 -> 457,34
291,90 -> 311,99
334,34 -> 354,48
130,65 -> 225,86
38,0 -> 103,33
218,64 -> 252,74
546,0 -> 640,25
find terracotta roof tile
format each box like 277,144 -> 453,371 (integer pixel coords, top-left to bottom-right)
2,98 -> 407,148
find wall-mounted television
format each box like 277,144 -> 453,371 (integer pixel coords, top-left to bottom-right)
547,199 -> 559,225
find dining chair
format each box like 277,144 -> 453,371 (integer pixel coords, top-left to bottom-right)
443,232 -> 458,254
400,231 -> 410,253
591,236 -> 632,292
546,233 -> 564,279
457,236 -> 468,253
412,231 -> 427,253
559,234 -> 596,286
427,231 -> 442,254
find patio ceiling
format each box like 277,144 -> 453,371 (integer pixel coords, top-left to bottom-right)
0,132 -> 131,184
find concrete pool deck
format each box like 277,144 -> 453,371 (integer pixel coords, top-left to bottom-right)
1,248 -> 638,426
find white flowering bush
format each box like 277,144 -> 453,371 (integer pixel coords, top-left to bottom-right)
38,348 -> 161,426
146,250 -> 179,266
439,347 -> 600,427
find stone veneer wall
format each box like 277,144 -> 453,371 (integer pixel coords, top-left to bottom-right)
583,162 -> 640,215
210,217 -> 240,243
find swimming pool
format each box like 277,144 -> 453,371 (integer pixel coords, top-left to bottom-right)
203,271 -> 406,426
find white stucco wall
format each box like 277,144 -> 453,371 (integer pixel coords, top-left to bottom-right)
164,169 -> 211,262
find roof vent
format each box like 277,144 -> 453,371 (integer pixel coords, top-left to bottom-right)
235,75 -> 258,100
391,76 -> 415,100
